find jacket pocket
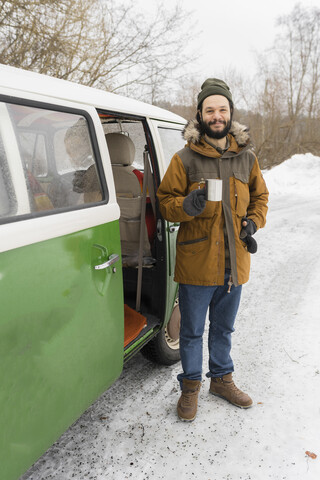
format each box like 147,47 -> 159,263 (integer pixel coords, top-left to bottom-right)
232,172 -> 250,217
177,236 -> 208,256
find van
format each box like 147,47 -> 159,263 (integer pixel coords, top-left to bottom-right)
0,65 -> 185,480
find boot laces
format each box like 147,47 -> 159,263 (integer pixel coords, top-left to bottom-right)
182,388 -> 199,407
224,379 -> 244,396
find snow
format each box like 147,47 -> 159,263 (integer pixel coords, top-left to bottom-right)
263,153 -> 320,198
21,154 -> 320,480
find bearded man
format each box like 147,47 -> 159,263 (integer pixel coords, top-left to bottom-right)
157,78 -> 269,421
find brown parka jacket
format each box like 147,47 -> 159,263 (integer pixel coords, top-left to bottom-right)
157,119 -> 269,287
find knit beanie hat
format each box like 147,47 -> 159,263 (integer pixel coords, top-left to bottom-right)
197,78 -> 233,109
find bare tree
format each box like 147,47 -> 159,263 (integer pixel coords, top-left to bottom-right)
275,4 -> 320,121
240,3 -> 320,167
0,0 -> 195,102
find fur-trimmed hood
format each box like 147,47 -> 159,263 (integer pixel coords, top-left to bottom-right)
183,119 -> 250,148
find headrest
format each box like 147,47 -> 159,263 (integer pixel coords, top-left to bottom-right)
105,132 -> 135,166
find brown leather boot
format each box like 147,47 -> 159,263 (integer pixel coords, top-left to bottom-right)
177,379 -> 201,421
209,373 -> 253,408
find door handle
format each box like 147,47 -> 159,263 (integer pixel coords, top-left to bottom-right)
94,253 -> 120,270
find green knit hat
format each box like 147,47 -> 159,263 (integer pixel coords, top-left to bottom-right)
197,78 -> 233,109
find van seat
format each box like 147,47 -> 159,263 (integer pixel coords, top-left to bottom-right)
106,133 -> 152,265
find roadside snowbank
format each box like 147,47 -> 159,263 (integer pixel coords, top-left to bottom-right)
263,153 -> 320,198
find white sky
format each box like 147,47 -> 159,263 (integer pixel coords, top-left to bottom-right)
183,0 -> 320,78
137,0 -> 320,82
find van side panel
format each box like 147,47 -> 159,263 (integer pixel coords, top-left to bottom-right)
0,221 -> 123,480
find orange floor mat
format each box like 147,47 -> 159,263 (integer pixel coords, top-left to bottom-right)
124,304 -> 147,347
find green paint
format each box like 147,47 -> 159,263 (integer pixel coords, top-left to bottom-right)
0,221 -> 124,480
124,327 -> 157,358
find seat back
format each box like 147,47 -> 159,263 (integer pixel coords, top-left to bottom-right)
106,133 -> 151,263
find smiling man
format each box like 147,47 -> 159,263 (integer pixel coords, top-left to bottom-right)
200,94 -> 231,142
157,78 -> 269,421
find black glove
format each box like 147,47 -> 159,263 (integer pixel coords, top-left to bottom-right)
243,235 -> 258,254
183,189 -> 206,216
240,217 -> 257,254
240,217 -> 257,236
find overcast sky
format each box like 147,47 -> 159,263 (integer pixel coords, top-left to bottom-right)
183,0 -> 319,79
137,0 -> 319,82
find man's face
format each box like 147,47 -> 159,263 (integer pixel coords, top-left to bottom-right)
200,95 -> 231,139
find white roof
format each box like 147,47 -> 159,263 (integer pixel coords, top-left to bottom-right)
0,64 -> 186,124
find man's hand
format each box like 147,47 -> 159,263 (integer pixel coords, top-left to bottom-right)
240,217 -> 257,254
183,188 -> 206,216
241,217 -> 257,236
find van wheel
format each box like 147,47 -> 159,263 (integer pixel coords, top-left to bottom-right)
141,302 -> 180,365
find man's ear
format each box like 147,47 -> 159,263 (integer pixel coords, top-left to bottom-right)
196,110 -> 202,123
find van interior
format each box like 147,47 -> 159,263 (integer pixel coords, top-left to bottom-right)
99,113 -> 166,354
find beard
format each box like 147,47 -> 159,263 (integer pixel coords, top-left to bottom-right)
200,118 -> 232,139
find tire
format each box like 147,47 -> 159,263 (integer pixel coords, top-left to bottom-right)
141,302 -> 180,365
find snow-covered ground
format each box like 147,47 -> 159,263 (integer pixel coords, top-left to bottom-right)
21,154 -> 320,480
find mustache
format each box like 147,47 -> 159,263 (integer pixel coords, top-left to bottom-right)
208,120 -> 227,126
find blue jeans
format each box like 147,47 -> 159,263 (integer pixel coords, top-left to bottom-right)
177,271 -> 242,387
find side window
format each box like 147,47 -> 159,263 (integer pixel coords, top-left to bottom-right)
157,127 -> 185,167
0,133 -> 16,217
101,119 -> 147,169
19,132 -> 48,178
1,102 -> 104,221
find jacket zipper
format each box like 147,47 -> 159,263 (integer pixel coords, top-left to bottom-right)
234,178 -> 238,210
227,274 -> 233,293
178,236 -> 208,246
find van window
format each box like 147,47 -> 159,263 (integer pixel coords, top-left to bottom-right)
1,102 -> 104,220
0,134 -> 16,217
157,127 -> 185,166
19,132 -> 48,177
101,120 -> 146,169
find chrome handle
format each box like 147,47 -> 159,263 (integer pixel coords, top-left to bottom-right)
169,226 -> 179,233
94,253 -> 120,270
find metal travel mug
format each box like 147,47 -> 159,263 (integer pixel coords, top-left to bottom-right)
205,179 -> 223,201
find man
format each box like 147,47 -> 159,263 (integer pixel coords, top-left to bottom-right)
157,78 -> 268,421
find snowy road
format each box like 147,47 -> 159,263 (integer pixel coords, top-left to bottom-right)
21,157 -> 320,480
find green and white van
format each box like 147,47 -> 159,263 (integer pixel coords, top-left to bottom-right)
0,65 -> 185,480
